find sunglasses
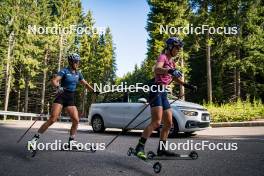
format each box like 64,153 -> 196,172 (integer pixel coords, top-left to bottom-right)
72,60 -> 80,64
174,45 -> 181,50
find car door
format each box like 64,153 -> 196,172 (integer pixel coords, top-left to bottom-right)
104,102 -> 135,128
120,89 -> 152,129
124,102 -> 151,129
100,92 -> 134,128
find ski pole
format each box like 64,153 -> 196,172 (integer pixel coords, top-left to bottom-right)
17,88 -> 61,144
105,80 -> 177,149
105,91 -> 163,149
129,94 -> 185,131
16,114 -> 44,143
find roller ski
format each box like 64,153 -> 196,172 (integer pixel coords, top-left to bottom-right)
147,150 -> 198,160
146,141 -> 198,160
26,134 -> 39,157
127,147 -> 162,173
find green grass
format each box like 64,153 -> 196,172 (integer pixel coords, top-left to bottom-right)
204,98 -> 264,122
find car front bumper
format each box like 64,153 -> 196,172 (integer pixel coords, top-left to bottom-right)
185,120 -> 210,129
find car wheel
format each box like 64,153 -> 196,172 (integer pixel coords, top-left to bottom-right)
91,115 -> 105,133
168,118 -> 179,138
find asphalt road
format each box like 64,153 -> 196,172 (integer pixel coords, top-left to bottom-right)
0,121 -> 263,176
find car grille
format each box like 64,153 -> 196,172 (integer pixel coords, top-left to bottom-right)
198,122 -> 210,128
185,121 -> 210,128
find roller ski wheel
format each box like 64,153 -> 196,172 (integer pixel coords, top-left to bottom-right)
189,151 -> 198,160
147,151 -> 156,159
127,147 -> 133,156
90,147 -> 96,153
85,144 -> 97,153
127,147 -> 162,173
128,147 -> 147,160
26,145 -> 37,157
27,140 -> 38,157
153,162 -> 162,173
31,149 -> 37,157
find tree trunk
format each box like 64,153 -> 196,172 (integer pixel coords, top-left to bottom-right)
24,75 -> 30,112
17,89 -> 21,112
206,31 -> 212,103
17,66 -> 22,112
180,57 -> 185,100
235,28 -> 241,100
58,34 -> 63,71
235,69 -> 240,99
202,0 -> 212,103
41,49 -> 49,113
4,31 -> 15,116
234,67 -> 241,100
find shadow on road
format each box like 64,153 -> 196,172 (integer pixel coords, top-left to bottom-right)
80,129 -> 197,138
46,127 -> 199,138
103,155 -> 155,176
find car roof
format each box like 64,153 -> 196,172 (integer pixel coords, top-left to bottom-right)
99,87 -> 149,94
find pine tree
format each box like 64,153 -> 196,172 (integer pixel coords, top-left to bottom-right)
124,0 -> 191,99
79,11 -> 116,116
0,0 -> 20,114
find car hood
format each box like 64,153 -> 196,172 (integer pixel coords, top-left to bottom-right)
170,100 -> 207,110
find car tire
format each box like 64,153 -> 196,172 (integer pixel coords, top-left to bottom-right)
91,115 -> 105,133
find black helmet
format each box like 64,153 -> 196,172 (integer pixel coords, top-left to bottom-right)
68,53 -> 80,63
166,37 -> 184,50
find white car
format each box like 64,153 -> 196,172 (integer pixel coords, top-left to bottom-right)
88,88 -> 210,137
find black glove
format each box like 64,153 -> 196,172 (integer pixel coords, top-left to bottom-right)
168,69 -> 182,78
183,83 -> 197,92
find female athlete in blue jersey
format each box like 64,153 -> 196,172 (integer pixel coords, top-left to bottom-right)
28,53 -> 97,149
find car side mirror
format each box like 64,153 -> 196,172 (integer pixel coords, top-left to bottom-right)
138,98 -> 147,103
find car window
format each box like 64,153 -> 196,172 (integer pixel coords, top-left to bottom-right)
96,91 -> 129,103
95,89 -> 149,103
128,90 -> 149,103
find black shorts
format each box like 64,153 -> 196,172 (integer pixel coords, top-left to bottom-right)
53,90 -> 75,107
148,85 -> 171,110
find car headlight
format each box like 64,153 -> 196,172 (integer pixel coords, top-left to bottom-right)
180,110 -> 198,116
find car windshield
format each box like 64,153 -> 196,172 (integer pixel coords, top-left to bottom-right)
96,91 -> 128,103
96,89 -> 149,103
128,90 -> 148,103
